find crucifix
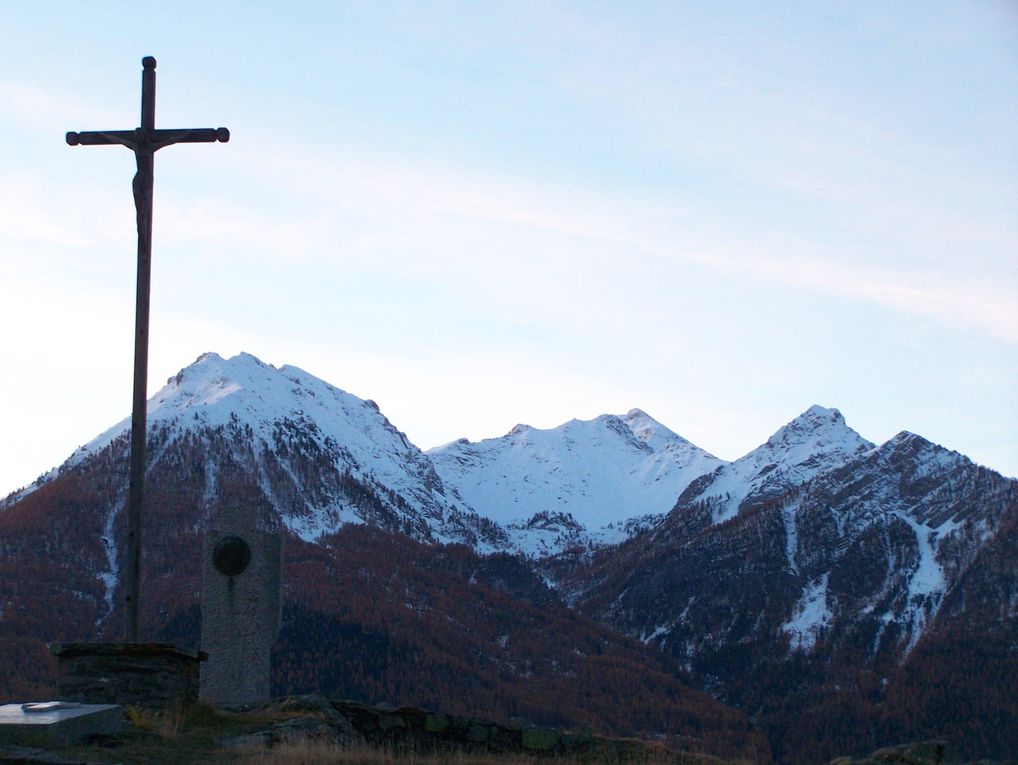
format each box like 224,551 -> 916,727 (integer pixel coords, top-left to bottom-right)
67,56 -> 229,642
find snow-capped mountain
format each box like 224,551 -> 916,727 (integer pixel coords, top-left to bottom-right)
775,429 -> 1018,659
570,414 -> 1011,664
32,352 -> 501,549
672,405 -> 874,525
428,409 -> 724,555
565,419 -> 1018,762
5,353 -> 728,558
2,349 -> 1016,760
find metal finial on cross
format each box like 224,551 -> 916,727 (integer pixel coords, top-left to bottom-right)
67,56 -> 229,643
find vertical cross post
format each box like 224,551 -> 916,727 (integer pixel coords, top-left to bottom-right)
126,57 -> 156,647
67,57 -> 229,641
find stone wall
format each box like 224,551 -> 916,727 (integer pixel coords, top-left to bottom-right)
250,695 -> 660,760
50,642 -> 205,709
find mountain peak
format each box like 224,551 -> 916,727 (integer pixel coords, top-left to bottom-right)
72,351 -> 417,476
194,350 -> 223,364
760,405 -> 867,456
771,404 -> 843,433
805,404 -> 841,418
51,351 -> 499,547
166,350 -> 273,387
886,430 -> 927,447
428,410 -> 724,544
675,406 -> 874,524
876,430 -> 971,475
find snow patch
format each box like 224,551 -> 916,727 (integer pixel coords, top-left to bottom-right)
96,495 -> 123,626
782,504 -> 799,575
640,624 -> 671,645
896,513 -> 947,654
783,573 -> 832,651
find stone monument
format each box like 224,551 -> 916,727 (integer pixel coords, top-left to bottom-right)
200,505 -> 282,706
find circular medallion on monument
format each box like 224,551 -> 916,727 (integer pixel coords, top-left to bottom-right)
212,535 -> 252,576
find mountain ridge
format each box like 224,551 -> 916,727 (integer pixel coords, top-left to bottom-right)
2,350 -> 1016,761
4,352 -> 997,559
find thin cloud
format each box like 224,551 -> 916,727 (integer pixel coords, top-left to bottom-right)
9,130 -> 1015,345
222,139 -> 1018,345
721,251 -> 1018,344
0,80 -> 123,133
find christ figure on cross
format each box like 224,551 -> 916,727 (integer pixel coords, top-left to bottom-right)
66,56 -> 229,642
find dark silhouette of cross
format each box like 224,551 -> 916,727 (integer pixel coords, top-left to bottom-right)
66,56 -> 229,642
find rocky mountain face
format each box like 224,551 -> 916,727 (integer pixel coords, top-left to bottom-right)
562,422 -> 1018,762
2,352 -> 1015,762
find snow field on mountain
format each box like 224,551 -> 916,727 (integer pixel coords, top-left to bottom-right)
32,351 -> 1010,575
428,409 -> 724,533
63,352 -> 481,544
783,573 -> 832,652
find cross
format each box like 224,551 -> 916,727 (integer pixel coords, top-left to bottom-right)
66,56 -> 229,642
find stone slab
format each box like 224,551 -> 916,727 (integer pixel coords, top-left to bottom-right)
0,703 -> 124,748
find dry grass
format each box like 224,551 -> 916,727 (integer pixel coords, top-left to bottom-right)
235,739 -> 720,765
52,702 -> 738,765
238,741 -> 537,764
61,702 -> 269,765
123,702 -> 189,738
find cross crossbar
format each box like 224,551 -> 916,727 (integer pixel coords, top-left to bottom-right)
67,127 -> 230,150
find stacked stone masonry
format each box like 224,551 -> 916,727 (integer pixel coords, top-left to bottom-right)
50,643 -> 205,709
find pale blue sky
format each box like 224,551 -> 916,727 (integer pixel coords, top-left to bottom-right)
1,1 -> 1016,496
